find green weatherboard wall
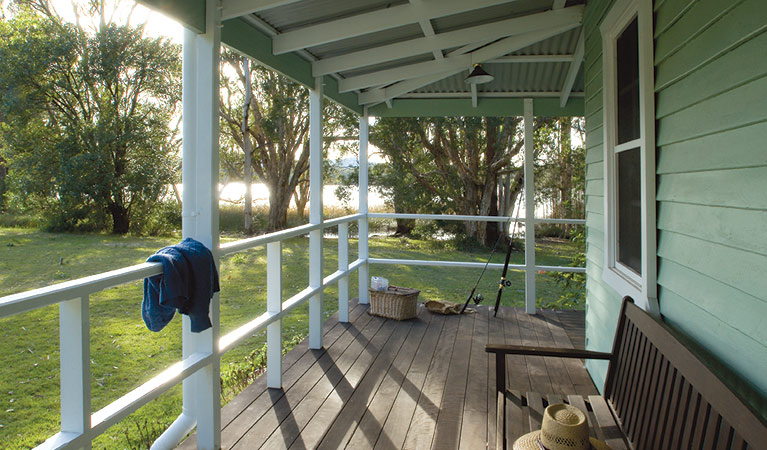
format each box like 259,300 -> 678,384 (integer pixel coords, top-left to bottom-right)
584,0 -> 767,421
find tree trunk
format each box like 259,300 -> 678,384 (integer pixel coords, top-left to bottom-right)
294,178 -> 309,220
267,182 -> 291,231
109,202 -> 130,234
242,57 -> 254,235
393,203 -> 415,236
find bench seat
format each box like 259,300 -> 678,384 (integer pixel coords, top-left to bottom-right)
487,298 -> 767,450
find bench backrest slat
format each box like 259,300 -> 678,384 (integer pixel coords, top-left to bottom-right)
604,299 -> 766,450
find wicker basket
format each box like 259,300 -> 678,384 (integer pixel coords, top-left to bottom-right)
369,285 -> 420,320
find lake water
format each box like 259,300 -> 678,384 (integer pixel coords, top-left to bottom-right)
215,183 -> 386,209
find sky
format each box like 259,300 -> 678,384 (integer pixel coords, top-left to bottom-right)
53,0 -> 184,42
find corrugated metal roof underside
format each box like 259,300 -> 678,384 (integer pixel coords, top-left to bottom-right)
246,0 -> 587,103
306,24 -> 425,60
255,0 -> 408,32
413,27 -> 583,96
414,62 -> 580,94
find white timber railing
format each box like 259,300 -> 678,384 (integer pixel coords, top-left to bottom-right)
0,211 -> 584,449
369,213 -> 585,273
0,213 -> 364,450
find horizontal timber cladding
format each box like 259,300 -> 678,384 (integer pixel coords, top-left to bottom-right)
654,0 -> 767,423
582,0 -> 621,397
583,0 -> 767,424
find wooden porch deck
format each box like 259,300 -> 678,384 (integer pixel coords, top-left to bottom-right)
178,300 -> 597,449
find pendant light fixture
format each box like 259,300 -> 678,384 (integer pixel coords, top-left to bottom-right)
465,64 -> 494,85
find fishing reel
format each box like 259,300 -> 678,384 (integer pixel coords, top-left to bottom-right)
472,292 -> 483,305
499,278 -> 512,288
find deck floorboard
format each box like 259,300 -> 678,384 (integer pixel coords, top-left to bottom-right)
177,301 -> 595,449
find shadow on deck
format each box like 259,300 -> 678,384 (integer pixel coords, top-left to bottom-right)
178,300 -> 596,449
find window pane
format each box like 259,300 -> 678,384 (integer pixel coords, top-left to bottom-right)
617,18 -> 640,144
617,147 -> 641,274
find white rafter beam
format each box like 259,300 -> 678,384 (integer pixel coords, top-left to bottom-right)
312,6 -> 583,77
401,91 -> 584,98
487,54 -> 574,63
345,21 -> 581,94
358,26 -> 579,105
273,0 -> 521,55
410,0 -> 443,60
553,0 -> 567,9
559,30 -> 584,107
222,0 -> 304,20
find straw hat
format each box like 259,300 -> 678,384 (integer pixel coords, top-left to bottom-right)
513,403 -> 611,450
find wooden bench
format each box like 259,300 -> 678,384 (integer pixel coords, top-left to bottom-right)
486,297 -> 767,450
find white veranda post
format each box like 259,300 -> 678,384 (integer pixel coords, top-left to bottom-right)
160,2 -> 222,448
309,77 -> 324,349
358,113 -> 370,304
524,98 -> 537,315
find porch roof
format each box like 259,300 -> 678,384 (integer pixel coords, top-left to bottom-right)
137,0 -> 586,117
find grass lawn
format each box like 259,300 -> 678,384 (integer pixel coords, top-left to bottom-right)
0,226 -> 582,449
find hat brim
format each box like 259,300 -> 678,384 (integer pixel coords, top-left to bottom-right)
512,430 -> 612,450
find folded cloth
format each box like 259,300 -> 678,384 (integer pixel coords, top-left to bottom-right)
142,238 -> 220,332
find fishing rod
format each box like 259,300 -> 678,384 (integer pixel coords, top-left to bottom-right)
493,201 -> 522,317
460,200 -> 521,314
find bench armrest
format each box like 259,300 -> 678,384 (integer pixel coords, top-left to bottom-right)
485,344 -> 612,360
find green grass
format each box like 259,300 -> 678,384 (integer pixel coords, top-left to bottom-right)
0,227 -> 581,449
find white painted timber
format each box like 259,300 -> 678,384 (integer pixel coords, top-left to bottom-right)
58,296 -> 91,449
369,213 -> 521,222
338,222 -> 350,323
0,262 -> 161,319
368,213 -> 584,225
600,0 -> 658,315
91,352 -> 212,436
553,0 -> 567,9
358,26 -> 580,104
560,30 -> 584,107
150,414 -> 195,450
222,0 -> 304,20
177,1 -> 222,446
409,0 -> 443,60
219,213 -> 362,255
266,241 -> 282,388
312,6 -> 583,76
524,98 -> 536,315
309,77 -> 324,349
272,0 -> 522,54
368,258 -> 585,273
359,114 -> 370,304
357,41 -> 492,106
340,14 -> 582,93
488,54 -> 574,63
400,92 -> 584,99
471,83 -> 478,108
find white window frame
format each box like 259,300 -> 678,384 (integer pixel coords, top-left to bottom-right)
601,0 -> 658,314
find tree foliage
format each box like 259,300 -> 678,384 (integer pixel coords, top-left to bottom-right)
0,1 -> 181,234
219,49 -> 357,232
535,117 -> 585,237
369,116 -> 529,246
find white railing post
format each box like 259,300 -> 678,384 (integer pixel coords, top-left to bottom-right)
266,241 -> 282,388
309,77 -> 324,349
358,112 -> 370,304
59,295 -> 91,449
338,222 -> 350,322
524,98 -> 537,315
171,2 -> 222,447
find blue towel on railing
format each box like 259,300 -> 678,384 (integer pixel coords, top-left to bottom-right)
142,238 -> 220,333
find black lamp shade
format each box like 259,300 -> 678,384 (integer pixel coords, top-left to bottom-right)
465,64 -> 494,84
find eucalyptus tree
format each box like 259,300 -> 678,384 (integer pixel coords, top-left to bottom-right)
219,50 -> 356,232
370,116 -> 529,246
